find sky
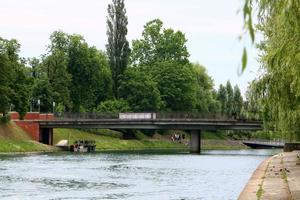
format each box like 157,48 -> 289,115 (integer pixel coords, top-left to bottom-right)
0,0 -> 260,96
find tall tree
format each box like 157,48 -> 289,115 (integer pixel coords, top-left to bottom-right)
192,63 -> 217,113
233,85 -> 243,118
48,31 -> 112,112
146,61 -> 197,111
42,50 -> 72,110
119,68 -> 162,111
131,19 -> 189,66
251,0 -> 300,140
0,49 -> 11,114
225,81 -> 234,116
217,84 -> 227,115
0,37 -> 32,119
106,0 -> 130,99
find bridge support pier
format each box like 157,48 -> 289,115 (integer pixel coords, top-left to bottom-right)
40,128 -> 53,145
190,130 -> 202,154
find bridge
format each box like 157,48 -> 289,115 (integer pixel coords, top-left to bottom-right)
10,112 -> 263,153
36,113 -> 262,153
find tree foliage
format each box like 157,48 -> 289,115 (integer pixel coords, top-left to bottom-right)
0,38 -> 31,119
95,99 -> 130,113
131,19 -> 189,66
119,68 -> 161,111
106,0 -> 130,99
251,0 -> 300,140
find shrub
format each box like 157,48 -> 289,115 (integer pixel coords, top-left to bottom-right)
0,115 -> 11,123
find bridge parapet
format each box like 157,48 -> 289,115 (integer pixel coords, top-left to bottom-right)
54,112 -> 260,121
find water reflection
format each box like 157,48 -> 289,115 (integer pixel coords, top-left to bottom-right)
0,149 -> 279,200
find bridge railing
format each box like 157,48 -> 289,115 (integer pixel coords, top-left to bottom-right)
54,112 -> 119,120
155,112 -> 233,120
53,112 -> 247,120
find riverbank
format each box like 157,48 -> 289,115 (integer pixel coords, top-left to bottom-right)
0,122 -> 248,153
239,151 -> 300,200
0,122 -> 57,153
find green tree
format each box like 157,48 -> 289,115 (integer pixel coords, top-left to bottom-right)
119,68 -> 162,111
42,50 -> 72,110
131,19 -> 189,66
31,77 -> 54,112
217,84 -> 227,114
146,61 -> 197,111
0,37 -> 32,119
0,52 -> 11,114
48,31 -> 112,112
192,63 -> 217,112
233,85 -> 243,118
11,67 -> 32,119
250,0 -> 300,140
95,99 -> 130,113
225,81 -> 234,116
106,0 -> 130,99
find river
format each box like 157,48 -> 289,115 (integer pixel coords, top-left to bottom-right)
0,149 -> 280,200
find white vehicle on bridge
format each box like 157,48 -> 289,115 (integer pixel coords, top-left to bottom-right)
119,113 -> 156,120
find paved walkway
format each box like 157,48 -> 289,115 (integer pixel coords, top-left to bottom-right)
239,151 -> 300,200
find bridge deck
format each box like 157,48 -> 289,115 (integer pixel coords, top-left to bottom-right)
38,119 -> 262,131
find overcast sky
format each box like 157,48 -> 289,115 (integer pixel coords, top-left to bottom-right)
0,0 -> 260,95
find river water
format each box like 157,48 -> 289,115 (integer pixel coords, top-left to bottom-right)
0,149 -> 280,200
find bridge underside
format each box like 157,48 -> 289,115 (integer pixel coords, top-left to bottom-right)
39,120 -> 262,131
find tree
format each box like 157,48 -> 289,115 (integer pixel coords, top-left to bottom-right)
48,31 -> 112,112
119,68 -> 162,111
0,37 -> 32,119
217,84 -> 227,115
11,67 -> 32,119
95,99 -> 130,113
42,50 -> 72,110
31,77 -> 53,112
233,85 -> 243,118
131,19 -> 189,66
249,0 -> 300,140
244,81 -> 262,120
192,63 -> 217,113
225,81 -> 234,116
146,61 -> 197,111
0,52 -> 11,114
106,0 -> 130,99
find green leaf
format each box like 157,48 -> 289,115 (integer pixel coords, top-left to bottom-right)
242,48 -> 247,72
248,16 -> 255,43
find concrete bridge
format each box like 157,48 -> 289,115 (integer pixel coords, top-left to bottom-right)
39,117 -> 262,153
11,112 -> 263,153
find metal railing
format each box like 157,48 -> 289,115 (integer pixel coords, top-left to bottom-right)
53,112 -> 260,121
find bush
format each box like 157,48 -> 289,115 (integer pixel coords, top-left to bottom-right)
0,115 -> 11,123
95,99 -> 130,113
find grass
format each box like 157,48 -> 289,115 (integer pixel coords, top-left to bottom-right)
256,183 -> 264,200
0,122 -> 57,153
0,122 -> 247,153
54,128 -> 188,151
0,139 -> 55,153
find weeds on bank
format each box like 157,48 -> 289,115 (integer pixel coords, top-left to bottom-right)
256,184 -> 263,200
281,170 -> 288,183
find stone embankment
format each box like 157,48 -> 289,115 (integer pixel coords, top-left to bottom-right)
239,151 -> 300,200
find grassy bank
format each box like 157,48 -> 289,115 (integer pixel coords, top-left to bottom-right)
0,122 -> 247,153
53,129 -> 247,151
54,129 -> 188,151
0,122 -> 57,153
